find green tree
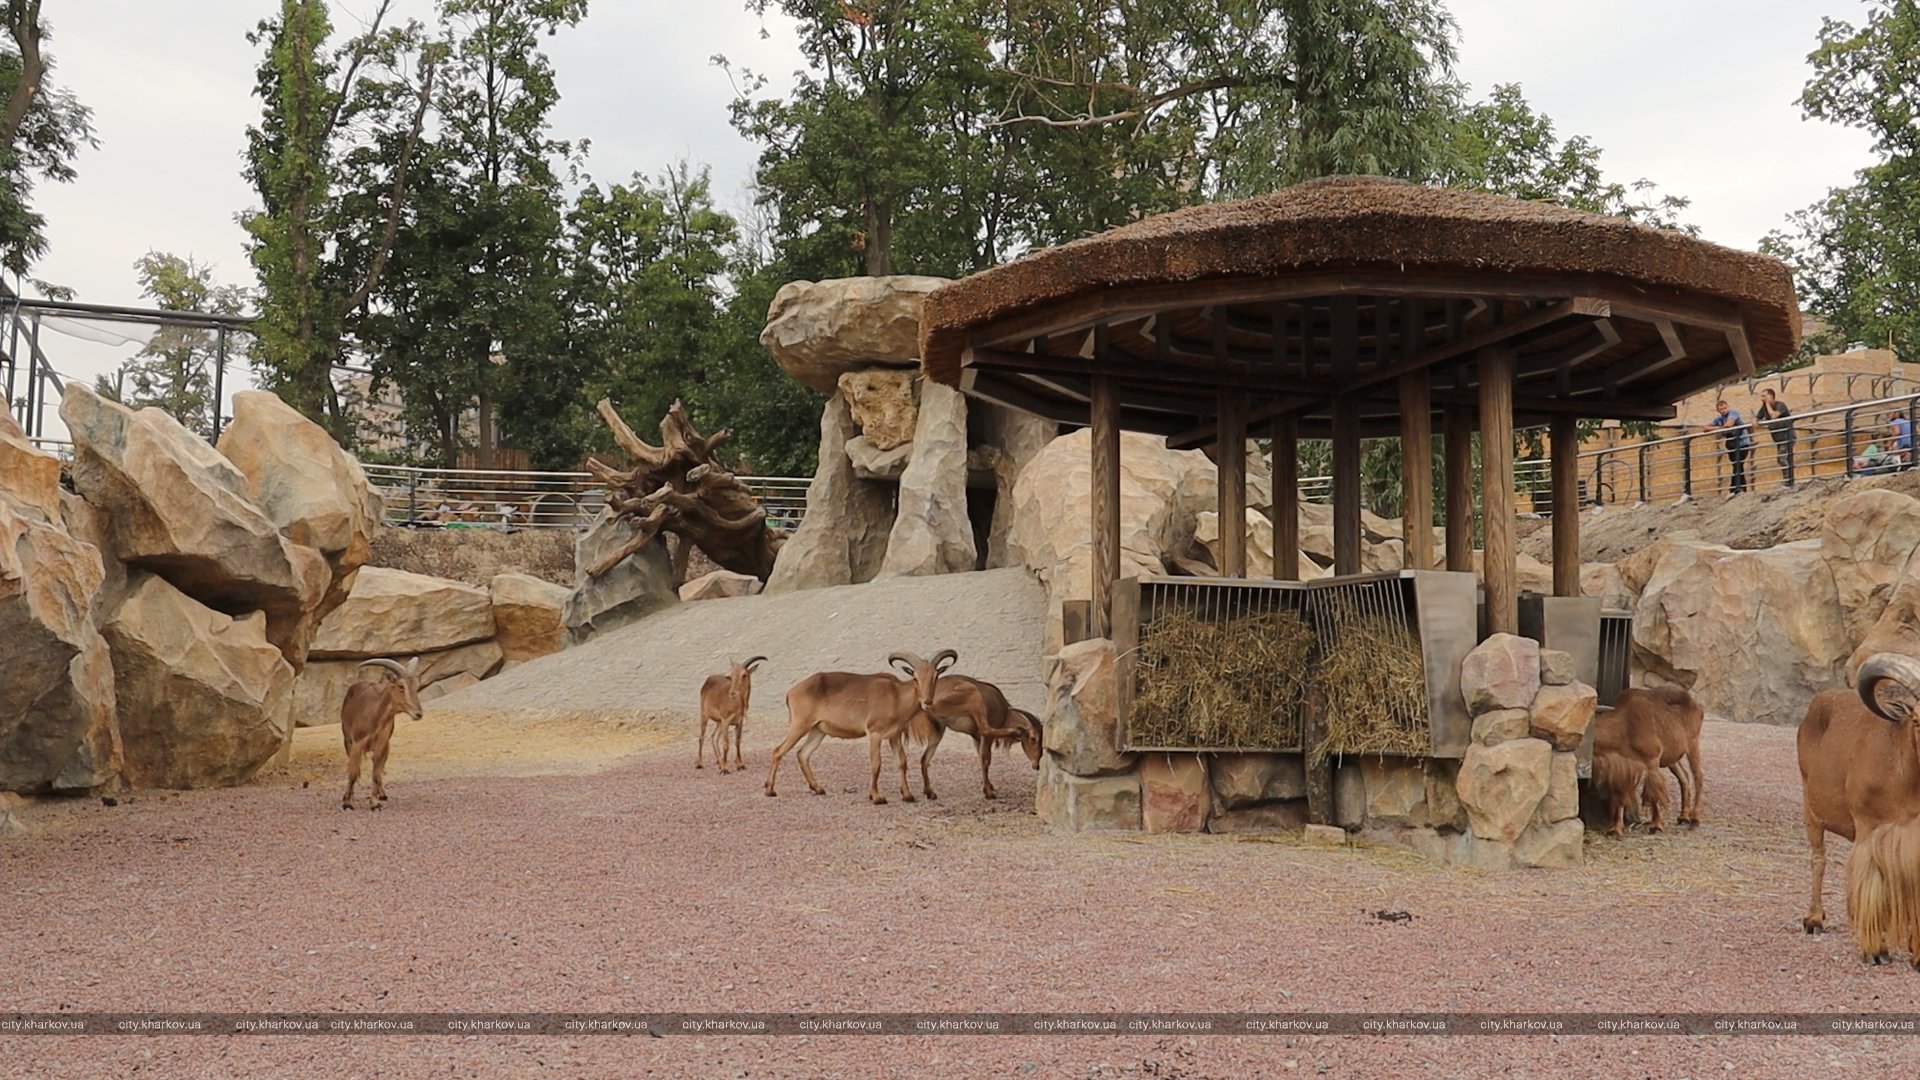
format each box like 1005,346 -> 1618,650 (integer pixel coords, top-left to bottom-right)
1764,1 -> 1920,363
0,2 -> 96,276
242,0 -> 439,433
354,0 -> 583,468
1444,83 -> 1692,230
93,253 -> 247,436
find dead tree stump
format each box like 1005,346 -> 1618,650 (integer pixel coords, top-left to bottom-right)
585,398 -> 783,582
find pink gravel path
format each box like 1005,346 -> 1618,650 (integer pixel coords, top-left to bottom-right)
6,718 -> 1919,1078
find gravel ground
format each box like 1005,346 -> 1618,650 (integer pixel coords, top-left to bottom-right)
7,709 -> 1920,1078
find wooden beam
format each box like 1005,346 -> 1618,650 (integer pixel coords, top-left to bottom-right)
964,345 -> 1344,396
1400,368 -> 1435,571
1444,404 -> 1474,573
1090,363 -> 1122,640
1332,393 -> 1362,576
1550,412 -> 1580,597
1331,296 -> 1360,379
1274,414 -> 1300,581
1426,388 -> 1677,422
1725,325 -> 1757,374
1164,396 -> 1322,450
1599,321 -> 1687,393
1513,318 -> 1622,382
1217,389 -> 1248,577
1480,347 -> 1517,635
1345,298 -> 1611,397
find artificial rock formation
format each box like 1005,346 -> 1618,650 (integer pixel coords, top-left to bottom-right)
216,390 -> 377,624
564,509 -> 679,639
309,567 -> 496,659
489,572 -> 570,662
104,574 -> 294,789
678,568 -> 762,602
878,381 -> 975,577
760,275 -> 948,393
60,385 -> 330,665
0,498 -> 119,792
838,369 -> 918,450
766,393 -> 894,594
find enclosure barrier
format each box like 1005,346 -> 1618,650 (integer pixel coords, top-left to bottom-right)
357,464 -> 809,531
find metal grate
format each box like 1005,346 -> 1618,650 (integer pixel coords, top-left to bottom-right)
1123,578 -> 1314,752
1596,610 -> 1633,706
1304,573 -> 1429,751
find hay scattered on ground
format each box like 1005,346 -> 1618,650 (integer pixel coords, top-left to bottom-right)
1313,614 -> 1428,765
1130,607 -> 1315,750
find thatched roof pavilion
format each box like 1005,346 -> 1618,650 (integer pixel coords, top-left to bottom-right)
918,175 -> 1800,651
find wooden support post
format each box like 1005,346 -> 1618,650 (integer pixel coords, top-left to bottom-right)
1399,367 -> 1434,571
1273,415 -> 1300,581
1090,370 -> 1122,640
1444,404 -> 1474,573
1480,348 -> 1517,634
1551,412 -> 1581,597
1332,394 -> 1362,576
1216,390 -> 1248,577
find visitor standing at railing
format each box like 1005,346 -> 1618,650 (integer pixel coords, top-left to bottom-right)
1708,398 -> 1754,494
1756,388 -> 1795,488
1893,414 -> 1914,471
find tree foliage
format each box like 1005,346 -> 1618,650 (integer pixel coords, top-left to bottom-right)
1764,1 -> 1920,364
0,1 -> 96,276
94,253 -> 246,436
242,0 -> 439,432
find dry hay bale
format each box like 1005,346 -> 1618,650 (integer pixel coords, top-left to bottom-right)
1130,606 -> 1314,750
1312,612 -> 1427,766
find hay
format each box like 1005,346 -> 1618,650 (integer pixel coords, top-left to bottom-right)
1129,607 -> 1315,750
1311,613 -> 1428,766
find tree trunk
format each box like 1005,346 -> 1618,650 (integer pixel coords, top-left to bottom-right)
586,399 -> 784,581
863,195 -> 893,276
476,390 -> 495,470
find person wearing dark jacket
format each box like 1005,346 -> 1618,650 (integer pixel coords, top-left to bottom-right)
1708,398 -> 1754,494
1757,388 -> 1795,487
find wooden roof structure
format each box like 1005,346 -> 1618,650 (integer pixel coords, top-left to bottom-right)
920,176 -> 1800,448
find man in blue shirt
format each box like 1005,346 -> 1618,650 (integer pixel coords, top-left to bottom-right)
1892,415 -> 1913,471
1708,398 -> 1754,494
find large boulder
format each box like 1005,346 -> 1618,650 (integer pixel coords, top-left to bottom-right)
1193,508 -> 1330,580
1010,429 -> 1217,645
1629,538 -> 1850,725
563,510 -> 678,637
104,574 -> 294,789
59,385 -> 329,664
0,409 -> 62,522
1209,752 -> 1307,809
1582,561 -> 1636,610
215,390 -> 377,623
760,276 -> 949,393
981,404 -> 1059,570
677,569 -> 763,603
490,572 -> 569,661
846,436 -> 912,481
1036,757 -> 1142,832
838,370 -> 918,450
1139,753 -> 1209,833
1456,737 -> 1552,843
1042,638 -> 1136,776
1819,489 -> 1920,643
766,393 -> 895,594
1529,681 -> 1597,751
0,501 -> 120,792
311,567 -> 496,660
878,381 -> 975,577
1460,633 -> 1542,715
1851,576 -> 1920,680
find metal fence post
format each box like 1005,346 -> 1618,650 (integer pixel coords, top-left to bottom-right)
1844,406 -> 1856,477
407,470 -> 417,527
1680,430 -> 1692,499
1636,444 -> 1649,504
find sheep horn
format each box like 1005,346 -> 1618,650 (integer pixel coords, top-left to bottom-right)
1859,653 -> 1920,722
359,658 -> 409,680
931,648 -> 959,672
742,655 -> 768,671
887,652 -> 923,675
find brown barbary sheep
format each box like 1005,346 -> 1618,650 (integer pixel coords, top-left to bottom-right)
1802,652 -> 1920,963
697,656 -> 765,774
340,657 -> 423,811
906,675 -> 1043,801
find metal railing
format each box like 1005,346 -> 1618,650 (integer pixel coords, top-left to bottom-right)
361,463 -> 811,530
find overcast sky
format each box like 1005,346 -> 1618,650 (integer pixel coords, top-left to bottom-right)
19,0 -> 1880,435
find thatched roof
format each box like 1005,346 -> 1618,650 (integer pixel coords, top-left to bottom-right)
918,177 -> 1799,439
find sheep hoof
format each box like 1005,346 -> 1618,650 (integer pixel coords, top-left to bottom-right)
983,790 -> 998,801
925,792 -> 938,801
871,796 -> 887,805
340,802 -> 353,811
377,793 -> 388,802
764,790 -> 777,797
902,794 -> 916,804
1868,952 -> 1889,966
1803,918 -> 1824,934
